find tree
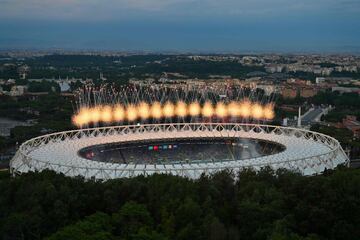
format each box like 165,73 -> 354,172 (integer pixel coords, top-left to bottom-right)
112,201 -> 153,237
1,168 -> 360,240
46,212 -> 113,240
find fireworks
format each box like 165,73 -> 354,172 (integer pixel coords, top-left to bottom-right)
113,105 -> 125,121
175,101 -> 188,117
227,101 -> 240,117
215,102 -> 228,118
138,102 -> 150,119
72,84 -> 276,127
100,105 -> 113,123
251,103 -> 264,119
72,100 -> 275,127
163,102 -> 175,118
188,102 -> 201,116
126,105 -> 138,122
150,102 -> 163,119
201,101 -> 214,118
263,104 -> 275,119
239,101 -> 251,118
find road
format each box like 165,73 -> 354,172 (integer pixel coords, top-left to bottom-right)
302,107 -> 324,124
0,118 -> 32,137
351,159 -> 360,168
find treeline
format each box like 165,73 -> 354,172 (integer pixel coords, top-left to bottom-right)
330,71 -> 360,79
27,81 -> 60,93
310,91 -> 360,124
0,94 -> 74,150
0,167 -> 359,240
323,109 -> 360,123
2,55 -> 267,80
311,124 -> 360,159
276,90 -> 360,109
129,58 -> 266,79
311,91 -> 360,108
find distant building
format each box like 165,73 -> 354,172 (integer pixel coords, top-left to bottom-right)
300,87 -> 318,98
282,118 -> 288,126
58,81 -> 71,92
342,115 -> 360,138
17,65 -> 31,79
9,85 -> 27,96
316,77 -> 326,84
99,72 -> 107,81
265,65 -> 277,73
321,68 -> 333,76
281,87 -> 297,98
287,78 -> 310,85
6,79 -> 16,84
256,84 -> 278,96
332,86 -> 360,94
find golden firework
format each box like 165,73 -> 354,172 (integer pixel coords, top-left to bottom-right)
188,102 -> 201,116
175,101 -> 188,117
239,100 -> 251,118
227,101 -> 241,117
89,107 -> 101,124
138,102 -> 150,119
126,105 -> 138,121
215,102 -> 228,118
251,103 -> 264,119
113,105 -> 125,122
163,102 -> 175,118
72,100 -> 276,127
151,102 -> 163,119
263,104 -> 275,120
100,105 -> 113,123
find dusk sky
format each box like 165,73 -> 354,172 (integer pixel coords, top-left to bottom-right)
1,0 -> 360,52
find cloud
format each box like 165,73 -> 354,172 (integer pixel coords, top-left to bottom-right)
0,0 -> 359,52
0,0 -> 359,20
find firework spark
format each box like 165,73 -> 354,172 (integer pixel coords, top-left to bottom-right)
72,84 -> 276,128
72,100 -> 275,127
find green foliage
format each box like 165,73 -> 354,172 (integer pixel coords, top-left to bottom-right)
1,84 -> 13,92
0,64 -> 18,79
0,170 -> 10,179
2,55 -> 266,81
0,168 -> 359,240
112,201 -> 153,237
0,94 -> 74,145
0,136 -> 6,150
46,212 -> 113,240
129,58 -> 266,79
28,81 -> 60,93
311,124 -> 360,158
311,124 -> 353,143
310,91 -> 360,108
319,62 -> 338,68
290,71 -> 317,81
15,79 -> 28,86
324,109 -> 360,123
70,80 -> 84,91
330,71 -> 360,79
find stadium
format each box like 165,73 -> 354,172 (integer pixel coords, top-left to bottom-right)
10,123 -> 349,180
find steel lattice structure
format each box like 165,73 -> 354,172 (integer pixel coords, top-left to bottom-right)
10,123 -> 349,180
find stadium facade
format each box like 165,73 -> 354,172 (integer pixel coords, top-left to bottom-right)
10,123 -> 349,180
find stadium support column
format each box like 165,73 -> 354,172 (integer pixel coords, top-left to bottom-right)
297,107 -> 301,128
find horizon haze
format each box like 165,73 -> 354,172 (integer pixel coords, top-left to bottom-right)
0,0 -> 360,53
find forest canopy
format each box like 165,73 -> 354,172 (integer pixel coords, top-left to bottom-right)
0,166 -> 359,240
